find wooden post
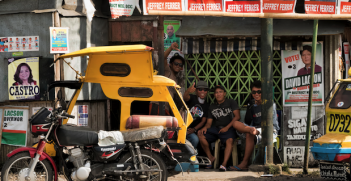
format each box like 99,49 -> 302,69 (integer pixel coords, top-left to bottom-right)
53,11 -> 64,102
0,109 -> 5,150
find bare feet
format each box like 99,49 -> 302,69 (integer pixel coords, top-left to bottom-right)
208,155 -> 216,164
250,127 -> 260,135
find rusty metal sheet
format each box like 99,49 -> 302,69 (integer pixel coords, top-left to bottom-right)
110,22 -> 122,42
131,21 -> 142,42
121,22 -> 132,42
141,21 -> 153,41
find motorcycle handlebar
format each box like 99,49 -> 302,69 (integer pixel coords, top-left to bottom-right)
62,112 -> 75,119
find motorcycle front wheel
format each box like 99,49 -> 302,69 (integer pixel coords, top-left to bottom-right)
118,149 -> 168,181
1,152 -> 53,181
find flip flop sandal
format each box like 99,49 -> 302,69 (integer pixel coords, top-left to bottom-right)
228,166 -> 248,171
219,165 -> 226,172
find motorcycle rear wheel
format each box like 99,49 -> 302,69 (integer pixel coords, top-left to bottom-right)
1,152 -> 53,181
118,149 -> 167,181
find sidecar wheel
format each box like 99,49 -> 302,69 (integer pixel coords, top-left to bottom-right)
118,149 -> 167,181
1,152 -> 53,181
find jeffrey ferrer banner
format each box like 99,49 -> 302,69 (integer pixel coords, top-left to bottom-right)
281,42 -> 324,106
8,57 -> 40,100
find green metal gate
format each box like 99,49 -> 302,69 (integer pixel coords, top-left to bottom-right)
185,50 -> 282,110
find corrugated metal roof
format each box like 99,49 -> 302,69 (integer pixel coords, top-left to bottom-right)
176,16 -> 346,37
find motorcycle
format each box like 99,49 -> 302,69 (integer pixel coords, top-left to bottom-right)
1,98 -> 179,181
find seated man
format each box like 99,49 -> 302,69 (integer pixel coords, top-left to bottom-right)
229,80 -> 280,171
184,80 -> 210,148
198,85 -> 239,171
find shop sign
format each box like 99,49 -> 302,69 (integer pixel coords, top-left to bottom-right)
50,27 -> 69,54
109,0 -> 138,18
281,42 -> 324,106
304,0 -> 336,14
7,57 -> 40,100
225,1 -> 260,13
143,0 -> 184,15
0,107 -> 29,146
187,0 -> 222,11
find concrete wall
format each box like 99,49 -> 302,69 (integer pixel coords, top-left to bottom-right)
0,13 -> 54,102
61,17 -> 109,101
0,0 -> 62,12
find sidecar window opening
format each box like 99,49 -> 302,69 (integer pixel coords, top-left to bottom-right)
118,87 -> 153,98
329,82 -> 351,109
100,63 -> 131,77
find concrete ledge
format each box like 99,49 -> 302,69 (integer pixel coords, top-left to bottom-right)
249,164 -> 283,174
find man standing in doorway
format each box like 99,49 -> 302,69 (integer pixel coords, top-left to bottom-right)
184,80 -> 210,148
198,85 -> 239,171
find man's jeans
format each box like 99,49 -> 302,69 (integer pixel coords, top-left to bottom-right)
187,133 -> 199,148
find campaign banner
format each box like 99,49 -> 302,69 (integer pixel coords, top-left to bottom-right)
0,108 -> 29,146
8,57 -> 40,100
109,0 -> 137,18
304,0 -> 336,14
339,1 -> 351,14
281,42 -> 324,106
143,0 -> 183,14
78,105 -> 89,126
186,0 -> 222,11
225,1 -> 261,13
7,36 -> 39,52
261,0 -> 296,13
50,27 -> 69,53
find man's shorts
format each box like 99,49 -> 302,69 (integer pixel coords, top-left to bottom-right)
236,127 -> 278,145
204,127 -> 237,144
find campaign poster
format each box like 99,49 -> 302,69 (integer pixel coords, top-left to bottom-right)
50,27 -> 69,53
78,105 -> 88,126
143,0 -> 183,15
109,0 -> 137,18
164,20 -> 183,63
7,36 -> 39,52
281,42 -> 324,106
282,106 -> 324,167
7,57 -> 40,100
0,107 -> 29,146
339,0 -> 351,14
186,0 -> 222,11
0,38 -> 9,52
225,0 -> 261,13
305,0 -> 336,14
261,0 -> 296,13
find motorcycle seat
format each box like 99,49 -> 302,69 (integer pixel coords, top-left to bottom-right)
122,126 -> 164,142
56,124 -> 98,146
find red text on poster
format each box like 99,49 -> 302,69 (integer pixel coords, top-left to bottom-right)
262,0 -> 295,13
145,0 -> 182,12
305,1 -> 335,14
225,1 -> 260,13
187,0 -> 222,11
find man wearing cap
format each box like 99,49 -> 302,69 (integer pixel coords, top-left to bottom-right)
198,85 -> 240,171
184,80 -> 210,148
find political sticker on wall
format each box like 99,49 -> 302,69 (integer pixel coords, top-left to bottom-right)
305,0 -> 336,14
143,0 -> 184,15
7,57 -> 40,100
225,0 -> 261,13
50,27 -> 69,54
281,42 -> 324,106
0,107 -> 29,146
164,20 -> 182,63
186,0 -> 222,11
109,0 -> 140,18
261,0 -> 296,13
338,0 -> 351,14
7,36 -> 39,52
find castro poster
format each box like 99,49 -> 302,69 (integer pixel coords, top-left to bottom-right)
8,57 -> 40,100
0,107 -> 29,146
281,42 -> 324,106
